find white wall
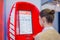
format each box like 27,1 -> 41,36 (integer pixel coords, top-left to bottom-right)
41,0 -> 48,4
53,12 -> 58,31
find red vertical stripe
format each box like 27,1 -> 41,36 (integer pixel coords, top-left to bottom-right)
0,0 -> 4,40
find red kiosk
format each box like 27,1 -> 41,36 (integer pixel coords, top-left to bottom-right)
8,2 -> 43,40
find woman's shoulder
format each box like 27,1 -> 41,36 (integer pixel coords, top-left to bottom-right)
42,29 -> 59,36
39,30 -> 60,40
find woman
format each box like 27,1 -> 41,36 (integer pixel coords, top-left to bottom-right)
35,9 -> 60,40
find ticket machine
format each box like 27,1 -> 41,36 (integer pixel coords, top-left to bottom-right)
8,2 -> 43,40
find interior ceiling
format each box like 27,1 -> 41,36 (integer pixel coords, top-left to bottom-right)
42,0 -> 60,6
42,0 -> 60,11
54,0 -> 60,2
50,0 -> 60,6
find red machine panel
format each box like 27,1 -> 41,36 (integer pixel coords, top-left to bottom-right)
0,0 -> 4,40
8,2 -> 43,40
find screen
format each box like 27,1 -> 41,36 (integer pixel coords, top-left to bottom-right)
19,10 -> 32,34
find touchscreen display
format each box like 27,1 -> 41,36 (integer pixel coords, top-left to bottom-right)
19,10 -> 32,34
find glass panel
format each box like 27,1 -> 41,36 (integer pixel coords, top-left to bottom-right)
19,10 -> 32,34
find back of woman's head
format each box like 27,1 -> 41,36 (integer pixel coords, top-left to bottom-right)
40,9 -> 55,23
